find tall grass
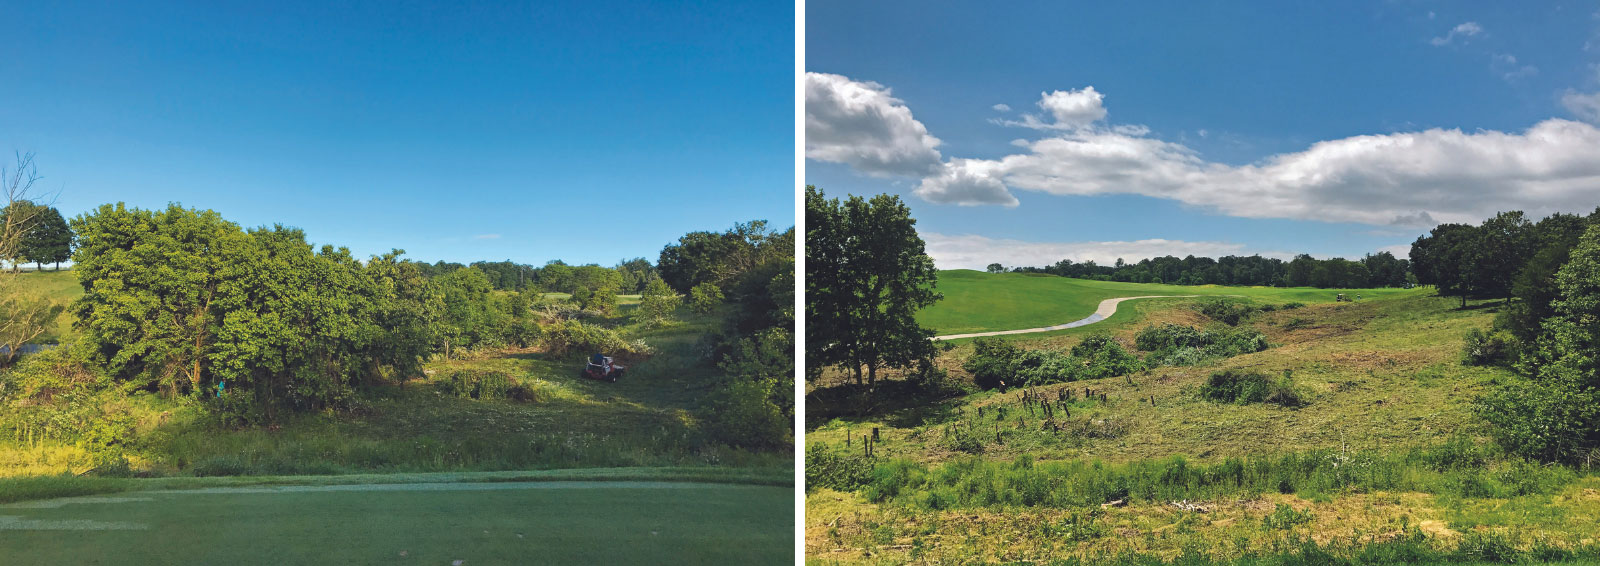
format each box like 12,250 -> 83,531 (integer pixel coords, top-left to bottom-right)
859,440 -> 1577,510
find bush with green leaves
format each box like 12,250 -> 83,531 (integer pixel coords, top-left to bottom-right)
636,278 -> 682,325
1134,323 -> 1269,366
539,319 -> 634,359
1196,298 -> 1260,325
700,378 -> 789,449
584,286 -> 619,315
1068,334 -> 1143,380
0,347 -> 107,445
963,338 -> 1023,390
1200,369 -> 1305,407
1460,328 -> 1516,366
689,282 -> 723,314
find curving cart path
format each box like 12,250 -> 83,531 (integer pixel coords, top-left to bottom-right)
932,295 -> 1200,341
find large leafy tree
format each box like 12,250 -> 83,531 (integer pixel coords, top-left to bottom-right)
805,186 -> 940,385
70,204 -> 251,396
657,220 -> 782,293
20,206 -> 72,271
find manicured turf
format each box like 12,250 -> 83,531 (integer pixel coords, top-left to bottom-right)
0,481 -> 793,565
917,270 -> 1422,334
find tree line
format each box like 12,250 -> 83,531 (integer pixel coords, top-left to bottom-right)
1410,209 -> 1600,465
32,201 -> 792,430
1004,251 -> 1412,289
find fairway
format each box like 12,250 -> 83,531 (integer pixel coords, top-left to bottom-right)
0,481 -> 793,565
919,270 -> 1422,335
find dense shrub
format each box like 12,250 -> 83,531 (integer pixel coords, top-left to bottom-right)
1197,299 -> 1260,325
688,282 -> 723,314
1200,370 -> 1305,407
964,336 -> 1141,389
700,378 -> 789,449
963,338 -> 1023,390
1460,328 -> 1515,366
1067,334 -> 1144,380
540,319 -> 635,358
1134,324 -> 1269,366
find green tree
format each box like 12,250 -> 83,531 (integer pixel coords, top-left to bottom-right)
805,186 -> 940,385
689,282 -> 723,314
70,204 -> 251,396
1284,254 -> 1316,287
585,285 -> 619,315
986,263 -> 1004,274
19,206 -> 71,271
658,220 -> 780,293
1481,223 -> 1600,464
637,278 -> 681,324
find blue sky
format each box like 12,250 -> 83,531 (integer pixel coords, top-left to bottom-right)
806,1 -> 1600,270
3,1 -> 793,266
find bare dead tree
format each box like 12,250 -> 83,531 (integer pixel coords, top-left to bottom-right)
0,152 -> 66,366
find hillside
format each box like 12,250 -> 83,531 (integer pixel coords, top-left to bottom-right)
806,285 -> 1600,564
917,270 -> 1420,336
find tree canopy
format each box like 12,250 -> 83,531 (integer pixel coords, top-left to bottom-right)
805,186 -> 940,385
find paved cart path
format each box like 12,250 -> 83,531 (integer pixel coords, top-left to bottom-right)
933,295 -> 1200,340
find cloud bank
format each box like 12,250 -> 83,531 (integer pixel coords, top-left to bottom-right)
807,73 -> 1600,227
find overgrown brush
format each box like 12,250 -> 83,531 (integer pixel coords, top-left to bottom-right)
539,319 -> 639,358
856,443 -> 1576,511
1135,324 -> 1269,367
1199,370 -> 1305,408
964,335 -> 1141,390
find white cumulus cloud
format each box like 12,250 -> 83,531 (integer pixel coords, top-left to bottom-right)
805,72 -> 944,177
966,118 -> 1600,226
996,87 -> 1109,131
992,103 -> 1011,112
914,159 -> 1018,206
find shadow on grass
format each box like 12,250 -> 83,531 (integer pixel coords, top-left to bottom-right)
805,378 -> 965,430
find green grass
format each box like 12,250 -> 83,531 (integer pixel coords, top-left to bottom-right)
919,270 -> 1420,335
807,285 -> 1600,563
0,479 -> 793,565
8,268 -> 82,343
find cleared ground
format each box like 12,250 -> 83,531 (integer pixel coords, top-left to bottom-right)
2,480 -> 792,565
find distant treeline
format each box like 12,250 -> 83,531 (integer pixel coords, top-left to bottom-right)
412,220 -> 794,299
1005,251 -> 1412,288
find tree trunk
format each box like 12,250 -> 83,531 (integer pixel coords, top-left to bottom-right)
868,363 -> 877,386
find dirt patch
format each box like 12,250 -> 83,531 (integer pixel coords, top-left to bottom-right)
1418,519 -> 1459,539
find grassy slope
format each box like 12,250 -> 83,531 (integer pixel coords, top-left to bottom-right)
0,481 -> 793,565
816,294 -> 1496,463
807,286 -> 1600,563
918,270 -> 1421,335
10,269 -> 82,343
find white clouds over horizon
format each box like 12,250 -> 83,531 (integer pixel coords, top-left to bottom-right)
806,72 -> 1600,228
